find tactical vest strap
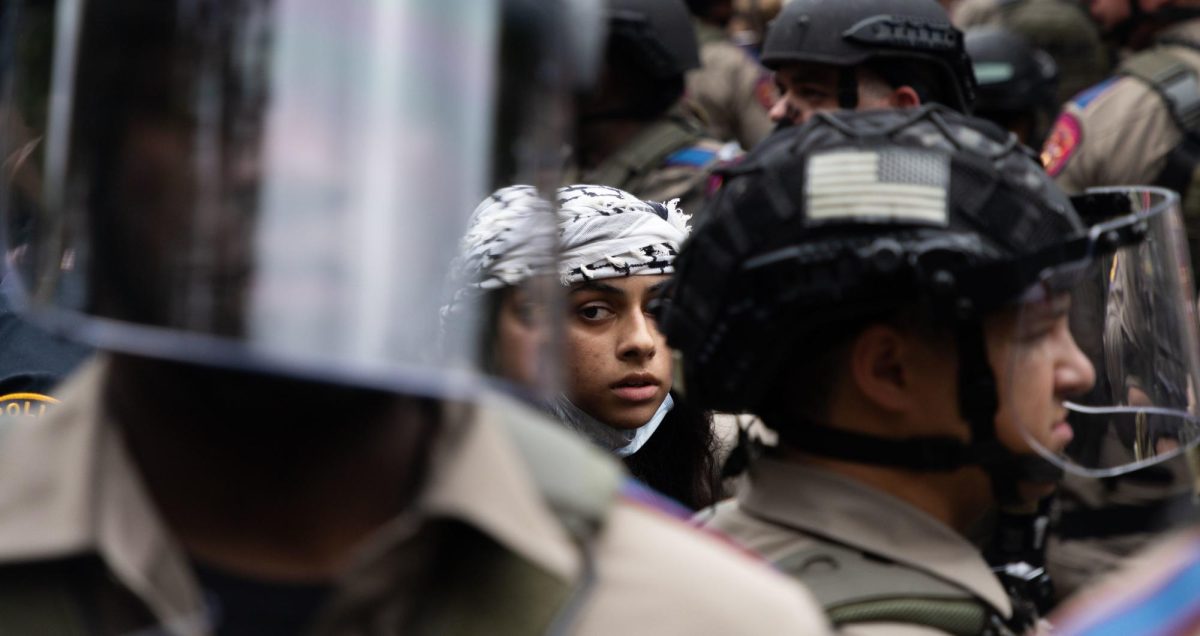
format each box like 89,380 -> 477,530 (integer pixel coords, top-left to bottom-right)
775,542 -> 1014,636
1119,48 -> 1200,134
586,117 -> 704,191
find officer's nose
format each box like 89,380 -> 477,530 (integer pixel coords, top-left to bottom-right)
768,95 -> 804,125
1057,333 -> 1096,399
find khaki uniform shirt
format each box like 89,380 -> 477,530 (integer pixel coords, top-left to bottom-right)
1046,21 -> 1200,193
698,459 -> 1014,636
0,358 -> 831,635
685,22 -> 774,151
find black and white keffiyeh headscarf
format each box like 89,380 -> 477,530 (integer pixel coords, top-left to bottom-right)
556,183 -> 691,284
447,183 -> 693,316
443,185 -> 555,319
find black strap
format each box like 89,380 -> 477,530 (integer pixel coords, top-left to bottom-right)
838,66 -> 859,110
1057,491 -> 1200,539
784,423 -> 978,471
1119,44 -> 1200,132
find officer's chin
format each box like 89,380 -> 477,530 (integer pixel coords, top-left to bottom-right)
1016,480 -> 1057,504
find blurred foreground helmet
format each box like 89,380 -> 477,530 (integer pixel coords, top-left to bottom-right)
965,27 -> 1059,147
660,106 -> 1200,481
607,0 -> 701,80
760,0 -> 976,111
0,0 -> 602,399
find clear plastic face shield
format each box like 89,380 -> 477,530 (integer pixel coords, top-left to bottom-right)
0,0 -> 602,399
1009,187 -> 1200,478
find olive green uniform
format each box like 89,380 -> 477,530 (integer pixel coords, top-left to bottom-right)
571,108 -> 738,218
0,358 -> 831,635
699,458 -> 1030,635
685,21 -> 775,151
952,0 -> 1110,105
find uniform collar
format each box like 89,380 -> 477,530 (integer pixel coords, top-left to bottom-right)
0,356 -> 582,628
738,457 -> 1013,617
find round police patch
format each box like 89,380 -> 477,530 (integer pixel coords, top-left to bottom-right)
755,74 -> 777,111
0,392 -> 59,419
1042,112 -> 1081,177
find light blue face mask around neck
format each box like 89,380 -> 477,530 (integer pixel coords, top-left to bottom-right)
549,393 -> 674,457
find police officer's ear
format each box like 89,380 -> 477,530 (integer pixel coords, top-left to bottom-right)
887,86 -> 921,110
847,324 -> 924,414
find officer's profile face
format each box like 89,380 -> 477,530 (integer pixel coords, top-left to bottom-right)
768,63 -> 918,126
842,294 -> 1092,500
564,275 -> 672,430
987,294 -> 1096,484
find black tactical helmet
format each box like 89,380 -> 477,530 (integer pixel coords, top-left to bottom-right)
658,106 -> 1177,498
965,27 -> 1058,144
761,0 -> 976,111
608,0 -> 701,80
661,106 -> 1081,416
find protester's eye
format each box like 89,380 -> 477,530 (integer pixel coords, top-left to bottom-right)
577,303 -> 615,322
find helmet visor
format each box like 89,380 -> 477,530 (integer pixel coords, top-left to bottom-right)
1010,187 -> 1200,477
0,0 -> 579,399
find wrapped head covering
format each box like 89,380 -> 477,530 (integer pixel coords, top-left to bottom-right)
556,184 -> 691,284
443,185 -> 555,319
448,183 -> 693,314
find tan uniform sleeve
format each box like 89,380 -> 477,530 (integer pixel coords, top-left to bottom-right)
1052,77 -> 1182,194
575,502 -> 833,635
687,43 -> 774,150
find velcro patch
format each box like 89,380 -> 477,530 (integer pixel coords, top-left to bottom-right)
1042,112 -> 1081,177
805,149 -> 949,225
665,146 -> 718,168
0,392 -> 59,418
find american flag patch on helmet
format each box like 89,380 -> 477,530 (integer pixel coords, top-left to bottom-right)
805,149 -> 949,225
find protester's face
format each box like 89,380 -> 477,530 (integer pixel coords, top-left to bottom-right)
769,63 -> 896,126
565,275 -> 672,430
988,295 -> 1096,495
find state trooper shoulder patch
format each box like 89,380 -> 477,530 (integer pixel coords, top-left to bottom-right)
0,392 -> 60,419
755,73 -> 777,111
1042,112 -> 1082,177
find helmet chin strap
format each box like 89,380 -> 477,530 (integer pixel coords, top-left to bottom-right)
761,312 -> 1062,507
